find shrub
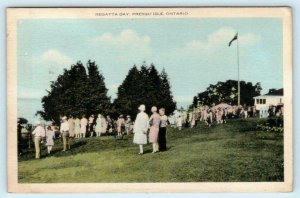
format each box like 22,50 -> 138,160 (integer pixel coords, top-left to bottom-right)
257,116 -> 284,132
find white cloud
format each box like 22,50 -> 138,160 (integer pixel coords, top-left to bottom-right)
18,49 -> 74,99
41,49 -> 73,66
89,29 -> 152,61
92,29 -> 150,47
183,27 -> 261,55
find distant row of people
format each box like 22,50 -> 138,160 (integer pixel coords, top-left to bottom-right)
169,105 -> 257,129
259,105 -> 284,118
61,114 -> 134,139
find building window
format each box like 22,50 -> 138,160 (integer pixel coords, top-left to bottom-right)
256,99 -> 259,104
263,99 -> 266,104
260,99 -> 263,104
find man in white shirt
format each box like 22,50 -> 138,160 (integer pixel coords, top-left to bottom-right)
32,121 -> 45,159
60,116 -> 70,151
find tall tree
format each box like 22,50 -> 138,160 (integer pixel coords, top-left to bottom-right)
113,65 -> 141,117
86,60 -> 111,115
37,60 -> 111,123
114,63 -> 176,118
158,68 -> 176,114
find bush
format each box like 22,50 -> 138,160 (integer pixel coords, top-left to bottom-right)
257,116 -> 284,132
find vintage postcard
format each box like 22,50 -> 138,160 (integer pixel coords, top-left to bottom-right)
7,7 -> 292,192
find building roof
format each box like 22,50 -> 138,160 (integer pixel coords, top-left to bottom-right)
264,88 -> 283,96
253,88 -> 283,99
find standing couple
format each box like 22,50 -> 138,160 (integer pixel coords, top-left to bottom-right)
133,104 -> 168,154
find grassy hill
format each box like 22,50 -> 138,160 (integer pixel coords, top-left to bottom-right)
18,118 -> 284,183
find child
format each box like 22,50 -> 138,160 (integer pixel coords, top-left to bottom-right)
46,126 -> 55,155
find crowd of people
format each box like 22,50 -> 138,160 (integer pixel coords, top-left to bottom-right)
23,104 -> 169,159
168,104 -> 279,130
19,103 -> 284,159
66,114 -> 134,139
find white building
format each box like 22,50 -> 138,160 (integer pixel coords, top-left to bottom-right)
253,89 -> 283,111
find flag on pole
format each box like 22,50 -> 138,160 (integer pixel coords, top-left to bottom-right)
228,33 -> 238,46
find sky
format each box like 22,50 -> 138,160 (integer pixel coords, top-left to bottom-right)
17,18 -> 283,122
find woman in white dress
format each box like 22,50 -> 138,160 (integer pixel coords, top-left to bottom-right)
80,115 -> 88,138
133,104 -> 149,154
95,114 -> 106,137
46,126 -> 55,154
74,118 -> 81,138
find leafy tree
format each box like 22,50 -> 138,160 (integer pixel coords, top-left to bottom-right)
113,65 -> 141,117
114,62 -> 176,118
157,68 -> 176,114
37,60 -> 110,123
85,60 -> 111,115
192,80 -> 262,107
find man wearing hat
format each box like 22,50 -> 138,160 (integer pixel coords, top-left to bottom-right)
60,116 -> 70,151
116,114 -> 125,136
32,121 -> 45,159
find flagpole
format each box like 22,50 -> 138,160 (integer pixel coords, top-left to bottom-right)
237,33 -> 240,106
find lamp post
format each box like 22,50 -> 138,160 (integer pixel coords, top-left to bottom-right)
229,32 -> 240,106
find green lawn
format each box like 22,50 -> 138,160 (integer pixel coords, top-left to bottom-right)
18,118 -> 284,183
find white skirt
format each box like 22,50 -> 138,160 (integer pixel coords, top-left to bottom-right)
133,131 -> 147,145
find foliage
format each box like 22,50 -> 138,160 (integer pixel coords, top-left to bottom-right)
18,118 -> 283,182
37,60 -> 110,123
17,117 -> 28,125
113,62 -> 176,117
192,80 -> 262,107
257,116 -> 284,132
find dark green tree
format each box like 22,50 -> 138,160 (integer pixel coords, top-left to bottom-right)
85,60 -> 111,115
192,80 -> 262,107
158,68 -> 176,114
113,65 -> 142,117
114,62 -> 176,118
37,60 -> 111,123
